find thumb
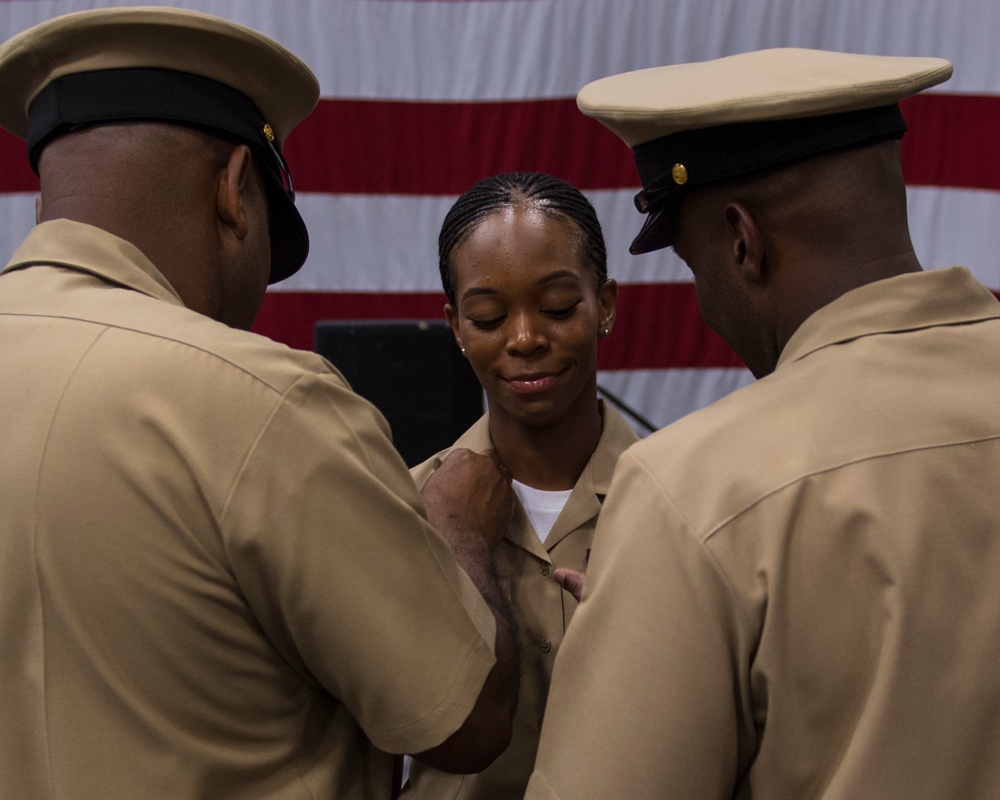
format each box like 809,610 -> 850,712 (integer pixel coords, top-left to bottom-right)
553,568 -> 586,602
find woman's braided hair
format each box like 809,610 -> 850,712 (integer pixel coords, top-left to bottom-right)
438,172 -> 608,306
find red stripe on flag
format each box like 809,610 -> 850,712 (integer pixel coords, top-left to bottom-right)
251,283 -> 744,369
899,94 -> 1000,190
0,132 -> 34,192
252,291 -> 449,351
283,97 -> 635,194
3,93 -> 999,195
285,94 -> 1000,194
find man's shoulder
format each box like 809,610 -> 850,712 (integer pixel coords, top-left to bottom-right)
151,310 -> 343,394
59,293 -> 345,402
630,371 -> 788,471
1,226 -> 347,398
621,364 -> 832,536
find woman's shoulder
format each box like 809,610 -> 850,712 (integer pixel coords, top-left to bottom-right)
409,413 -> 493,487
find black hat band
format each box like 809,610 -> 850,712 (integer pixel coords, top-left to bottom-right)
26,67 -> 292,193
26,67 -> 308,283
632,103 -> 908,216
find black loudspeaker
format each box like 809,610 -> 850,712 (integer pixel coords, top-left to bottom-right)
314,320 -> 484,467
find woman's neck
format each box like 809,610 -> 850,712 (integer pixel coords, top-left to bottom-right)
489,398 -> 603,491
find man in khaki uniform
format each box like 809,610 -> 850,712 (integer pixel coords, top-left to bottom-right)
404,401 -> 638,798
0,8 -> 518,799
526,49 -> 1000,799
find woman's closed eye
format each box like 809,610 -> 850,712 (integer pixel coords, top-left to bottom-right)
542,300 -> 582,320
469,314 -> 506,330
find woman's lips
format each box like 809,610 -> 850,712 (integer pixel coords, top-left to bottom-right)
505,370 -> 562,394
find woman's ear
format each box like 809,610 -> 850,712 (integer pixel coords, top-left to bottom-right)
444,303 -> 465,355
216,144 -> 254,241
598,278 -> 619,336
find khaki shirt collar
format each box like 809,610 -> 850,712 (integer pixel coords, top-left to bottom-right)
448,402 -> 639,557
546,401 -> 638,550
2,219 -> 185,306
777,267 -> 1000,372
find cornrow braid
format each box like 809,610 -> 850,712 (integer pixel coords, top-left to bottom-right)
438,172 -> 608,306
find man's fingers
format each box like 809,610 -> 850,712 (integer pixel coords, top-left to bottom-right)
553,568 -> 586,602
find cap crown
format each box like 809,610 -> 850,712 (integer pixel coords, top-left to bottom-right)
577,48 -> 953,148
0,6 -> 319,143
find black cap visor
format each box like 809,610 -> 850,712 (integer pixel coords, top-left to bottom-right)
629,200 -> 679,255
255,149 -> 309,283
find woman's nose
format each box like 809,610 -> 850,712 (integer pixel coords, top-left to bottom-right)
506,312 -> 548,356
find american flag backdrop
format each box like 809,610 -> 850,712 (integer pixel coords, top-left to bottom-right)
3,0 -> 999,434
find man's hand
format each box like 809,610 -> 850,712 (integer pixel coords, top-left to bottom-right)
413,448 -> 519,774
421,448 -> 514,552
554,568 -> 586,602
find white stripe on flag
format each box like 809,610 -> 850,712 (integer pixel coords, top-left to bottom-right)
4,187 -> 1000,293
4,0 -> 1000,99
597,367 -> 755,435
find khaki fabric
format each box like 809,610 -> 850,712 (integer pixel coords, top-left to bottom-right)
575,49 -> 952,147
528,267 -> 1000,799
0,6 -> 318,143
0,219 -> 496,800
404,405 -> 638,800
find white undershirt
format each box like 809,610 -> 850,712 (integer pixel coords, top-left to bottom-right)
512,479 -> 573,545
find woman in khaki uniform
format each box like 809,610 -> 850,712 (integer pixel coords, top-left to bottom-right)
402,173 -> 639,799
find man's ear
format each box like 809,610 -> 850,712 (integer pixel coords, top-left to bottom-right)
726,202 -> 765,284
216,144 -> 254,241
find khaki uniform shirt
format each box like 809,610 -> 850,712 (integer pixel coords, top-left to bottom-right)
0,220 -> 497,800
404,405 -> 638,800
527,267 -> 1000,799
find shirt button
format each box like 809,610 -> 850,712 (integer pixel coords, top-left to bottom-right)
540,565 -> 551,577
540,639 -> 552,654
